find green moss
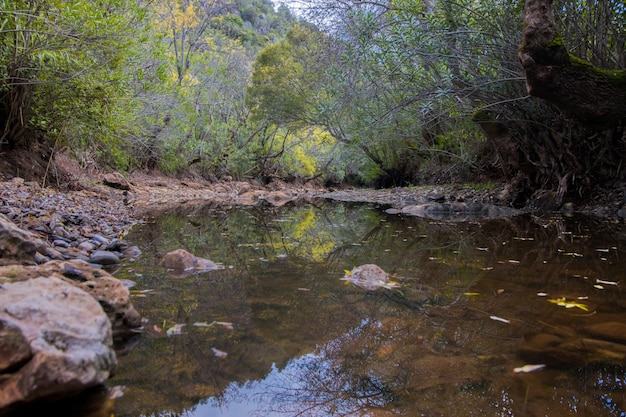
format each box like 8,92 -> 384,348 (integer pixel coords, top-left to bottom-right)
568,54 -> 626,85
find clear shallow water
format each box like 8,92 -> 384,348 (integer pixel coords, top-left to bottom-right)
98,201 -> 626,417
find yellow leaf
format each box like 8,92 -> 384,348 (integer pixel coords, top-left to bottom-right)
547,297 -> 589,311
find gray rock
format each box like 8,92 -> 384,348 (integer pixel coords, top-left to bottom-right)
0,277 -> 116,408
77,241 -> 97,252
89,250 -> 121,265
0,214 -> 46,265
0,260 -> 142,333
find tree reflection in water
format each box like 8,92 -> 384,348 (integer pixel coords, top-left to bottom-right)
109,202 -> 626,417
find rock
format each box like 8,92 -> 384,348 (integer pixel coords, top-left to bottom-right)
122,245 -> 141,261
89,250 -> 121,266
0,260 -> 142,333
160,249 -> 223,276
520,323 -> 626,367
102,172 -> 131,190
264,191 -> 293,207
398,202 -> 519,221
77,241 -> 97,252
582,322 -> 626,344
0,277 -> 116,409
0,320 -> 32,373
341,264 -> 400,291
0,214 -> 46,265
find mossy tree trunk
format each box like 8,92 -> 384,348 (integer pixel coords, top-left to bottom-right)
519,0 -> 626,130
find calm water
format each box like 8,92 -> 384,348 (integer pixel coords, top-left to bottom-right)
99,200 -> 626,417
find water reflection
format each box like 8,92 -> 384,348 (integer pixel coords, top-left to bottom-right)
107,201 -> 626,417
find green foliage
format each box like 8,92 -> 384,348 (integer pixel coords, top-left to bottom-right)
0,0 -> 143,164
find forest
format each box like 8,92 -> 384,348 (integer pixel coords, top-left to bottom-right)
1,0 -> 625,206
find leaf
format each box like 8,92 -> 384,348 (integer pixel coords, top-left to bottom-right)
547,298 -> 589,311
212,347 -> 228,358
514,364 -> 545,373
166,323 -> 185,336
215,321 -> 234,330
596,278 -> 618,286
489,315 -> 510,323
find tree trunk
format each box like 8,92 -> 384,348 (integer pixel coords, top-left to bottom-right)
519,0 -> 626,130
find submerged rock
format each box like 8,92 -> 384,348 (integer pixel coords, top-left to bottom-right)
160,249 -> 223,276
520,321 -> 626,367
0,277 -> 116,409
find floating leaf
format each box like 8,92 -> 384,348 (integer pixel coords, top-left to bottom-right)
547,297 -> 589,311
514,364 -> 545,373
596,278 -> 618,286
166,323 -> 185,336
490,315 -> 510,323
212,347 -> 228,358
192,322 -> 212,328
216,321 -> 234,330
464,292 -> 480,296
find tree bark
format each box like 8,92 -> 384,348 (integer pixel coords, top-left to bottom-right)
519,0 -> 626,130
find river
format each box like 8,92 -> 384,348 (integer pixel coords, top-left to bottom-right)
103,200 -> 626,417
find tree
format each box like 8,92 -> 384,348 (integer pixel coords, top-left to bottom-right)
0,0 -> 141,157
519,0 -> 626,130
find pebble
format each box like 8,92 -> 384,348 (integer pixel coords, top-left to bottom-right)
90,250 -> 121,266
0,177 -> 139,266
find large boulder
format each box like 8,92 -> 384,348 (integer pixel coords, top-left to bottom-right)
0,260 -> 142,333
160,249 -> 223,276
0,214 -> 46,266
0,277 -> 116,409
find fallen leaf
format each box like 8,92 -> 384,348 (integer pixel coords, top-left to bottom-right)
514,364 -> 545,373
216,321 -> 234,330
596,278 -> 618,286
166,324 -> 185,336
547,297 -> 589,311
212,347 -> 228,358
490,315 -> 510,323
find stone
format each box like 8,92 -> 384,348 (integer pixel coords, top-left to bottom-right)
0,214 -> 46,266
0,260 -> 142,334
102,172 -> 131,191
264,191 -> 293,207
582,322 -> 626,344
160,249 -> 223,276
89,250 -> 121,266
0,277 -> 116,409
341,264 -> 400,291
